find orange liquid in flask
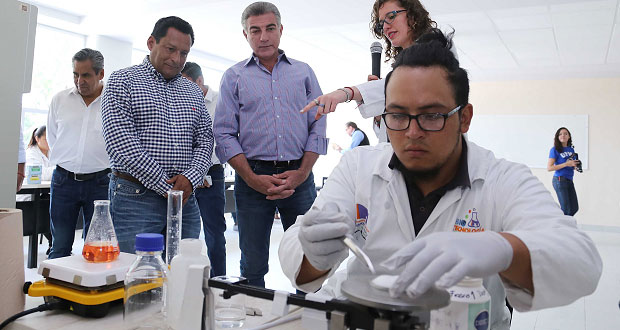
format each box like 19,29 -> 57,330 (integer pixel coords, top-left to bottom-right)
82,241 -> 120,262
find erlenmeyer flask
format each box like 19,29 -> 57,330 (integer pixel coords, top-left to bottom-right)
83,200 -> 120,262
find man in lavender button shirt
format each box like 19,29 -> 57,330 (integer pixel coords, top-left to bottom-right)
214,1 -> 327,287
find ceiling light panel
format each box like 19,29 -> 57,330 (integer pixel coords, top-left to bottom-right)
421,0 -> 480,15
552,9 -> 615,27
500,28 -> 559,61
606,24 -> 620,63
555,25 -> 613,64
435,12 -> 495,34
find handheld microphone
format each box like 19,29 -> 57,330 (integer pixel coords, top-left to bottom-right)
370,42 -> 383,78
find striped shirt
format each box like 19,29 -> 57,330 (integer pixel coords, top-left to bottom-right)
102,56 -> 213,196
214,50 -> 327,163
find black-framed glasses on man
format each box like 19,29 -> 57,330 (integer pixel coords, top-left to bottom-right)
374,9 -> 407,35
381,105 -> 464,132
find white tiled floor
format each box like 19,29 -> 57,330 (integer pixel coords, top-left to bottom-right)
23,219 -> 620,329
509,229 -> 620,330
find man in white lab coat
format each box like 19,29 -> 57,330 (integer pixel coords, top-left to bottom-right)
278,29 -> 602,329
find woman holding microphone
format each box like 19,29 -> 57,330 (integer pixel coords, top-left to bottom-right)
301,0 -> 438,141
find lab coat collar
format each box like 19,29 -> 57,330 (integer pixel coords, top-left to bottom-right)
373,143 -> 397,183
463,136 -> 490,185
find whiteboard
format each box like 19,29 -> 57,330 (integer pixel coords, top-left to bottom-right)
467,115 -> 588,169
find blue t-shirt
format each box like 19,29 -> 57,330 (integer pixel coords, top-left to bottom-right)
549,146 -> 575,179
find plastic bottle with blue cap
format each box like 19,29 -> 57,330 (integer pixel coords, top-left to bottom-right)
124,233 -> 169,329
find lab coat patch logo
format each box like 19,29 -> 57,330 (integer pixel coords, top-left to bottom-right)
453,208 -> 485,232
354,204 -> 369,240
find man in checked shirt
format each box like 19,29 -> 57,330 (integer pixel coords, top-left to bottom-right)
102,16 -> 213,253
214,1 -> 327,288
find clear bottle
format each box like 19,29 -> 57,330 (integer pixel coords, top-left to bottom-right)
166,190 -> 183,265
430,277 -> 491,330
82,200 -> 120,262
124,233 -> 169,330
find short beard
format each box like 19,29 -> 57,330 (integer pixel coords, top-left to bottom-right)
407,166 -> 442,182
406,126 -> 462,183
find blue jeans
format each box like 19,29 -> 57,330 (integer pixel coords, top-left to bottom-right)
552,176 -> 579,216
195,165 -> 227,277
109,174 -> 201,253
48,168 -> 110,259
235,161 -> 317,287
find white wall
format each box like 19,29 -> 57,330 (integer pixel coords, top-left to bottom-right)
87,35 -> 132,76
470,78 -> 620,228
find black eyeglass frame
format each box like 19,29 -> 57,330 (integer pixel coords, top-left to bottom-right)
375,9 -> 407,35
381,104 -> 464,132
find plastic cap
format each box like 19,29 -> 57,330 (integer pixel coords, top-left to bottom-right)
135,233 -> 164,251
457,277 -> 483,287
179,238 -> 203,255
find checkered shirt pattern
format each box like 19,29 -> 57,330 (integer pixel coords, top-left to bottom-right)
102,56 -> 213,196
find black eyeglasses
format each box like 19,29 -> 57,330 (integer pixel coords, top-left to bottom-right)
381,105 -> 463,132
374,10 -> 407,35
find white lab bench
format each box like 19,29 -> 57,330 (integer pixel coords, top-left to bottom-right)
8,294 -> 303,330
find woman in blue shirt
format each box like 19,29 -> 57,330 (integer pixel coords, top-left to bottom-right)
547,127 -> 580,216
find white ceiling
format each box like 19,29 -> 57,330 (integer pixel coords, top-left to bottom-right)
27,0 -> 620,81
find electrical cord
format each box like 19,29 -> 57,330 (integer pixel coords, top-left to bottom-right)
0,300 -> 64,330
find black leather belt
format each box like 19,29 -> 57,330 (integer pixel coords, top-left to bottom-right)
248,159 -> 301,168
56,166 -> 110,182
112,171 -> 142,185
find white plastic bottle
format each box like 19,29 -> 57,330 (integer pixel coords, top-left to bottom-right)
168,238 -> 211,330
124,233 -> 169,330
430,277 -> 491,330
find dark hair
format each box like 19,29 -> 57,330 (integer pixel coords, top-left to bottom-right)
151,16 -> 195,46
242,1 -> 282,31
554,127 -> 573,153
384,29 -> 469,107
181,62 -> 203,81
371,0 -> 437,62
345,122 -> 358,129
28,125 -> 46,148
72,48 -> 104,74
